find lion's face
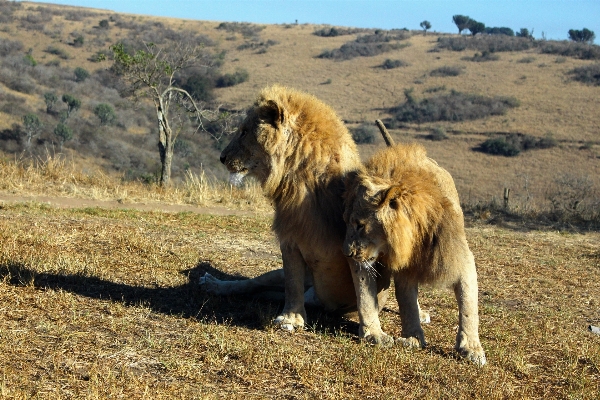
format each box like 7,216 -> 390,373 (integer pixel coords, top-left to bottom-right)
343,182 -> 388,265
220,100 -> 287,186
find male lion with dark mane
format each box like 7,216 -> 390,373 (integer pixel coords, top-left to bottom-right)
201,85 -> 390,330
343,143 -> 487,365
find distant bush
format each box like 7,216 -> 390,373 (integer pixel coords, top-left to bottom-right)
485,27 -> 515,36
430,65 -> 463,77
236,39 -> 278,52
74,67 -> 89,82
65,10 -> 96,21
351,123 -> 377,144
94,103 -> 117,125
72,35 -> 84,47
476,133 -> 557,156
313,27 -> 366,37
98,19 -> 109,29
517,56 -> 536,63
45,46 -> 70,59
545,174 -> 599,223
380,59 -> 408,69
182,73 -> 215,102
216,69 -> 249,88
390,90 -> 520,124
216,22 -> 264,38
568,64 -> 600,86
478,137 -> 520,156
436,35 -> 533,53
23,53 -> 37,67
538,41 -> 600,60
568,28 -> 595,44
318,30 -> 410,61
426,126 -> 448,141
0,39 -> 24,57
463,50 -> 500,62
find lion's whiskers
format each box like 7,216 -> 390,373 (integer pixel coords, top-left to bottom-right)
360,259 -> 380,278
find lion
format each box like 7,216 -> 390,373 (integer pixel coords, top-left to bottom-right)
201,85 -> 391,330
343,143 -> 487,365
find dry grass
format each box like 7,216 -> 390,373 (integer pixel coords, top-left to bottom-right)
0,153 -> 271,213
0,202 -> 598,398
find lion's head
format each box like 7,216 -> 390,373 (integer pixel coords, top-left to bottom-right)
343,146 -> 447,272
220,85 -> 360,201
220,94 -> 289,189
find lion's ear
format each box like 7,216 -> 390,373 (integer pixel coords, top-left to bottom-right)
380,185 -> 406,211
260,99 -> 287,128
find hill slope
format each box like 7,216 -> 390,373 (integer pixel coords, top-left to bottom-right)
0,0 -> 598,212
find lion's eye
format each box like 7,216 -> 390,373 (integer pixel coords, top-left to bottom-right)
356,222 -> 365,232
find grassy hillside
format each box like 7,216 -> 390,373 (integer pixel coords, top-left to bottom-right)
0,1 -> 599,218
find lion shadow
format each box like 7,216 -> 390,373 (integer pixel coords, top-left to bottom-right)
0,260 -> 360,336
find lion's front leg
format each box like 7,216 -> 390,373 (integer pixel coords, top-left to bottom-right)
273,243 -> 308,331
394,275 -> 426,349
349,260 -> 394,346
454,256 -> 487,366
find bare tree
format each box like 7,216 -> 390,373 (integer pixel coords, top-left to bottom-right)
110,40 -> 231,186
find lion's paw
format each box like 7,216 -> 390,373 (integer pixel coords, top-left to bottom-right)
199,272 -> 223,295
273,313 -> 305,332
457,346 -> 487,366
364,333 -> 394,347
397,336 -> 425,349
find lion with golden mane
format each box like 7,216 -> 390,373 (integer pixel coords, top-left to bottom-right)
201,85 -> 390,330
343,143 -> 486,365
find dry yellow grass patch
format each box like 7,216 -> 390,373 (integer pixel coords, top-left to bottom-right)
0,203 -> 598,398
0,153 -> 271,213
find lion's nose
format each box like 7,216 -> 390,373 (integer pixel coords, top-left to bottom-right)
342,242 -> 354,258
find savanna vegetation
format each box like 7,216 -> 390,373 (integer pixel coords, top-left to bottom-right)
0,1 -> 599,398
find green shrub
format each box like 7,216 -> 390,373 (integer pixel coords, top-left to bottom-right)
216,22 -> 264,38
538,41 -> 600,60
517,56 -> 536,63
381,59 -> 408,69
351,123 -> 378,144
236,39 -> 278,52
74,67 -> 89,82
93,103 -> 116,125
23,53 -> 37,66
463,51 -> 500,62
45,46 -> 70,59
216,69 -> 249,88
426,126 -> 448,141
436,35 -> 533,53
430,65 -> 463,77
318,31 -> 410,61
73,35 -> 84,47
568,63 -> 600,85
391,90 -> 520,124
478,137 -> 520,156
477,133 -> 557,156
313,27 -> 366,37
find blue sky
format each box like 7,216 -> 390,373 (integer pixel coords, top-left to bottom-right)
38,0 -> 599,41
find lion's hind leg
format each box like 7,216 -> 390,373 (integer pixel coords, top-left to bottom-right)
200,269 -> 286,296
394,275 -> 426,349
